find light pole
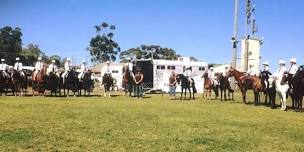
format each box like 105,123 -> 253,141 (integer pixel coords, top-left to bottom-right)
231,0 -> 239,68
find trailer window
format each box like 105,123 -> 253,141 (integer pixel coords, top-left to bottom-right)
157,65 -> 166,70
199,67 -> 205,71
167,66 -> 175,70
112,70 -> 119,73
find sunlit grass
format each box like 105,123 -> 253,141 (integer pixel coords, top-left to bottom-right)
0,92 -> 303,151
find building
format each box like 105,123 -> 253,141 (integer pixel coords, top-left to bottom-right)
240,38 -> 262,74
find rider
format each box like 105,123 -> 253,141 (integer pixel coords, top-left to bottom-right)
246,65 -> 256,76
208,67 -> 217,85
0,58 -> 9,78
287,57 -> 298,93
261,61 -> 272,88
14,57 -> 25,77
62,58 -> 72,83
184,66 -> 192,82
47,60 -> 59,77
78,60 -> 87,81
275,59 -> 287,78
33,57 -> 43,81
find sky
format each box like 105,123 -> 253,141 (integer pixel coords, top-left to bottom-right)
0,0 -> 303,70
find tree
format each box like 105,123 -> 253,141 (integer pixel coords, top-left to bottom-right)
88,22 -> 120,63
0,26 -> 23,64
19,44 -> 45,66
119,45 -> 180,62
190,56 -> 199,62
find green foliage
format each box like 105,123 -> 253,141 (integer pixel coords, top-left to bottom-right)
0,92 -> 304,151
0,26 -> 23,65
19,44 -> 46,66
88,22 -> 120,63
120,45 -> 179,63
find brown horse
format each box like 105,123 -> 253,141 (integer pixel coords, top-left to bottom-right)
32,66 -> 47,96
122,66 -> 134,96
202,72 -> 213,100
227,67 -> 264,104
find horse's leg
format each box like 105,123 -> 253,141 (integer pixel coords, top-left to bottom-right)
188,87 -> 191,100
180,88 -> 183,100
242,89 -> 247,104
184,88 -> 187,100
224,89 -> 227,101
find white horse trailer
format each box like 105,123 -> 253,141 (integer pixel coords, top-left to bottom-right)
136,57 -> 208,93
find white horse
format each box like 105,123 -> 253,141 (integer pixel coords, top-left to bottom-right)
271,74 -> 289,111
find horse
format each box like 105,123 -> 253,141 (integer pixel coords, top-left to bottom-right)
122,67 -> 134,96
79,71 -> 93,96
0,71 -> 8,95
217,73 -> 234,101
176,74 -> 195,100
46,72 -> 60,96
11,70 -> 27,96
32,66 -> 47,96
282,69 -> 304,112
63,67 -> 79,97
102,73 -> 114,97
227,67 -> 264,105
202,73 -> 213,100
260,70 -> 272,105
272,73 -> 289,111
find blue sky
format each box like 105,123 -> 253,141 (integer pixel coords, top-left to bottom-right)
0,0 -> 303,70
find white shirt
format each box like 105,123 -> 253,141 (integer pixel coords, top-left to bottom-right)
35,61 -> 43,70
128,62 -> 133,72
14,62 -> 23,71
64,62 -> 71,71
247,68 -> 255,76
48,64 -> 58,73
0,63 -> 8,71
101,65 -> 112,76
223,69 -> 229,77
184,69 -> 192,77
276,65 -> 287,77
80,64 -> 86,72
288,64 -> 298,75
208,70 -> 215,79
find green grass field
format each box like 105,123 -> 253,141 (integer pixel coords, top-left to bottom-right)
0,92 -> 304,151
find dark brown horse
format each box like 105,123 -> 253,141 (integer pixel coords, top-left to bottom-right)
122,66 -> 134,96
202,73 -> 213,100
11,70 -> 27,96
217,73 -> 234,101
32,66 -> 47,96
227,67 -> 264,104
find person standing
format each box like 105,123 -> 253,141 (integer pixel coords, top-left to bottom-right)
134,69 -> 144,99
169,71 -> 177,100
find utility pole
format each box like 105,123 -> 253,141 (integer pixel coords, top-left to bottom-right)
231,0 -> 239,68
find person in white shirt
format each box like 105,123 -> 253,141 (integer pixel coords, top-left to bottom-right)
14,57 -> 25,77
247,65 -> 256,76
208,67 -> 217,85
288,58 -> 298,76
127,58 -> 133,73
47,60 -> 59,77
287,57 -> 299,92
275,59 -> 287,78
0,58 -> 9,78
33,57 -> 43,81
223,66 -> 230,77
78,60 -> 87,80
62,58 -> 72,83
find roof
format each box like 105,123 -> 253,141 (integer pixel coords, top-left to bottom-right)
140,59 -> 208,67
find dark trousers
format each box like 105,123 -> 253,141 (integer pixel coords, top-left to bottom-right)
135,84 -> 143,98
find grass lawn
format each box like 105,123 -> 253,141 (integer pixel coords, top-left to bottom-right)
0,92 -> 304,151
